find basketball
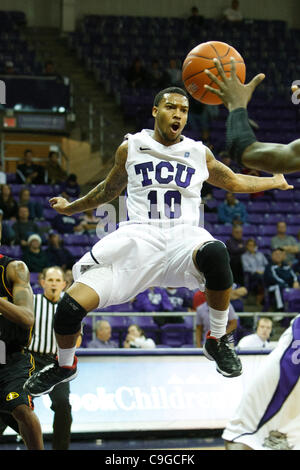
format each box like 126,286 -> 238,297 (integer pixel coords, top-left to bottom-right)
182,41 -> 246,105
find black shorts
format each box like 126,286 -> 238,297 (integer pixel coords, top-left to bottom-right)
0,351 -> 35,413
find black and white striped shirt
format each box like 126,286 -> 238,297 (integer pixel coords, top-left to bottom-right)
28,294 -> 58,355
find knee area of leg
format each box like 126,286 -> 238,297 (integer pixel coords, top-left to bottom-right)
195,241 -> 233,290
195,241 -> 230,272
54,293 -> 87,335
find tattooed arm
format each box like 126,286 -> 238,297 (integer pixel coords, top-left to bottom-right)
0,261 -> 34,329
49,141 -> 128,215
205,148 -> 293,193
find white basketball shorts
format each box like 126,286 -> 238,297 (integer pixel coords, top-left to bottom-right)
72,223 -> 216,308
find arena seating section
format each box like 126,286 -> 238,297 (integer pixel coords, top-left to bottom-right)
2,12 -> 300,347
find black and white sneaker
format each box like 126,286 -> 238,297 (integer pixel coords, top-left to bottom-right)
203,332 -> 242,378
23,356 -> 78,397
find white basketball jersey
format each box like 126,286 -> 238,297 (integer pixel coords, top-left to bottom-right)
124,129 -> 209,226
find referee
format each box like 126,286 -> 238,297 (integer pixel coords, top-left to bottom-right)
28,266 -> 72,450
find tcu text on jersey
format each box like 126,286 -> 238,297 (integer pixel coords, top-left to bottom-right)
134,161 -> 195,188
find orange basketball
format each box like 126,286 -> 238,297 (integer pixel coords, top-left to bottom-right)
182,41 -> 246,105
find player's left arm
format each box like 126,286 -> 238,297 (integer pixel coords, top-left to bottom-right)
205,148 -> 293,193
0,261 -> 34,329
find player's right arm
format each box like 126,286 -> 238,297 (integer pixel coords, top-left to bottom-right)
0,261 -> 34,329
49,140 -> 128,215
204,59 -> 300,173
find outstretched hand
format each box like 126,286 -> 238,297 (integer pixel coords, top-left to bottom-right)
49,196 -> 73,215
273,174 -> 294,191
204,58 -> 265,111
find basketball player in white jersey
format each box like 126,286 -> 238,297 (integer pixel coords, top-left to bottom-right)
223,314 -> 300,450
24,87 -> 293,397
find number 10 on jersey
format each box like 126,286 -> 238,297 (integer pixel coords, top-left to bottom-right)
147,190 -> 182,219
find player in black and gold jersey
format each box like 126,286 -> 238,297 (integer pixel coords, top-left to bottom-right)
0,218 -> 44,449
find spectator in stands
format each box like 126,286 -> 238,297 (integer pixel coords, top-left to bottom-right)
243,168 -> 266,200
0,184 -> 18,220
43,61 -> 57,76
226,224 -> 247,285
148,59 -> 169,90
18,188 -> 43,220
123,324 -> 156,349
241,238 -> 268,304
4,60 -> 15,75
271,221 -> 299,266
44,232 -> 74,271
187,6 -> 204,26
264,248 -> 299,311
87,320 -> 118,349
59,174 -> 81,201
219,151 -> 239,173
0,164 -> 6,184
196,298 -> 238,348
188,99 -> 211,140
166,58 -> 182,87
64,269 -> 74,290
22,234 -> 51,273
81,209 -> 99,235
223,0 -> 243,22
237,317 -> 274,350
126,58 -> 147,90
218,192 -> 248,225
164,287 -> 194,312
12,205 -> 42,247
230,284 -> 248,311
132,287 -> 174,326
16,149 -> 45,184
45,151 -> 67,184
52,213 -> 85,235
0,209 -> 15,246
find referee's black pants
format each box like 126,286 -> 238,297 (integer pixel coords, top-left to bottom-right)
33,352 -> 72,450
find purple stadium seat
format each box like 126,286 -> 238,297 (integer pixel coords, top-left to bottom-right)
273,190 -> 294,201
256,236 -> 272,248
160,323 -> 187,347
248,214 -> 264,224
30,272 -> 40,285
264,214 -> 286,224
283,288 -> 300,311
242,225 -> 258,236
258,225 -> 277,236
63,234 -> 90,246
127,315 -> 160,342
247,201 -> 270,213
43,208 -> 57,220
0,245 -> 22,258
6,173 -> 17,183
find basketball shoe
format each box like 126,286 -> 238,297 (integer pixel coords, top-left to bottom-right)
203,332 -> 242,377
23,356 -> 78,396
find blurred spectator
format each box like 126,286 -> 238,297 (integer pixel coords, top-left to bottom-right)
226,224 -> 247,285
87,320 -> 118,349
16,149 -> 45,184
218,192 -> 248,225
223,0 -> 243,22
219,151 -> 239,172
45,151 -> 67,184
52,213 -> 85,235
44,232 -> 74,270
22,234 -> 51,273
271,221 -> 299,266
187,6 -> 204,26
4,60 -> 15,74
196,300 -> 238,347
60,174 -> 81,200
132,286 -> 173,326
64,269 -> 74,290
230,283 -> 248,311
43,60 -> 57,76
148,59 -> 168,90
0,184 -> 18,220
126,58 -> 147,89
123,324 -> 156,349
0,164 -> 7,184
12,205 -> 41,247
166,58 -> 182,87
81,209 -> 99,235
18,188 -> 43,220
164,287 -> 194,312
237,317 -> 274,349
188,100 -> 211,140
241,238 -> 268,304
0,209 -> 15,245
264,248 -> 299,311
